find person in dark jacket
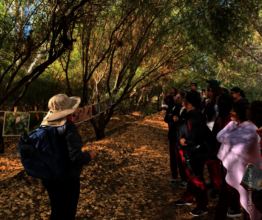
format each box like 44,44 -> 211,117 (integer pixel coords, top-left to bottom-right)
222,88 -> 229,94
203,86 -> 223,198
163,87 -> 177,168
201,88 -> 211,111
163,87 -> 177,113
190,83 -> 203,101
190,83 -> 197,91
41,94 -> 95,220
175,91 -> 216,217
202,86 -> 223,131
230,87 -> 248,103
206,94 -> 233,199
166,92 -> 188,187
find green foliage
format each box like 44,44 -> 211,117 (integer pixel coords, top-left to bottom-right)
179,0 -> 260,56
143,106 -> 157,116
3,113 -> 29,136
0,0 -> 261,115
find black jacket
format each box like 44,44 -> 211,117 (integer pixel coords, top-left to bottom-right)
56,120 -> 91,179
167,105 -> 187,142
236,97 -> 248,103
177,109 -> 216,151
164,95 -> 176,114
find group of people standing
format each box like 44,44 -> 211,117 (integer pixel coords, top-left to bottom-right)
163,80 -> 262,219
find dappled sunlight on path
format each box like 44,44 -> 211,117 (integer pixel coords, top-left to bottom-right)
0,111 -> 243,219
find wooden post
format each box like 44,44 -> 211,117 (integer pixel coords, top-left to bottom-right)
14,106 -> 17,116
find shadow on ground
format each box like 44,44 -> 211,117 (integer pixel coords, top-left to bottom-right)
0,111 -> 243,220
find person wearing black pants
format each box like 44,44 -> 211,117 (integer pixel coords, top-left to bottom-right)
214,165 -> 242,220
175,91 -> 216,217
40,94 -> 96,220
42,178 -> 80,220
166,92 -> 188,188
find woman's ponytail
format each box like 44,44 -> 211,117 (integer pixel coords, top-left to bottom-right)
240,90 -> 246,98
231,87 -> 245,98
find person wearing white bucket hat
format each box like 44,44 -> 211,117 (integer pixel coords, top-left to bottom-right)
41,94 -> 81,127
41,94 -> 95,220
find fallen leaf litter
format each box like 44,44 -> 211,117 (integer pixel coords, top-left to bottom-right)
0,111 -> 243,220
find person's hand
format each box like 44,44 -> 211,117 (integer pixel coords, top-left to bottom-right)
180,138 -> 187,146
173,116 -> 179,122
88,150 -> 96,160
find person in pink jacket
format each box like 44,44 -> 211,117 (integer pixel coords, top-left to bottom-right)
215,101 -> 262,220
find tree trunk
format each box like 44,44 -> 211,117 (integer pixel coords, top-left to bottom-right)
82,83 -> 88,106
11,83 -> 31,111
136,90 -> 144,110
157,92 -> 161,109
64,51 -> 73,96
0,134 -> 4,154
98,113 -> 106,139
129,97 -> 134,113
90,117 -> 100,141
90,106 -> 115,140
0,113 -> 5,153
100,108 -> 114,139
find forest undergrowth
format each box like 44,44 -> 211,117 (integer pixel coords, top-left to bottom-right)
0,111 -> 242,220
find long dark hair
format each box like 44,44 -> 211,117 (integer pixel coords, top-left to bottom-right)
171,87 -> 177,96
249,101 -> 262,128
206,86 -> 223,121
222,88 -> 229,94
231,87 -> 246,98
185,91 -> 201,109
232,101 -> 250,122
218,93 -> 234,118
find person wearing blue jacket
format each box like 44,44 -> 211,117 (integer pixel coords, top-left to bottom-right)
41,94 -> 96,220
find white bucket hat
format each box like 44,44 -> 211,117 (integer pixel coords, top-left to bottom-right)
41,94 -> 81,127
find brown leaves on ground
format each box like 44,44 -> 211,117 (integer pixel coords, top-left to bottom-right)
0,111 -> 243,220
0,137 -> 23,182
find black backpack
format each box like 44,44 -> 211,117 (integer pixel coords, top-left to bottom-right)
16,126 -> 69,181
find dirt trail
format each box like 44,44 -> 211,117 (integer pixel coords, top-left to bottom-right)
0,111 -> 242,220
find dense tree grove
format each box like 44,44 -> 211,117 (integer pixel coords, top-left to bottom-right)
0,0 -> 262,138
